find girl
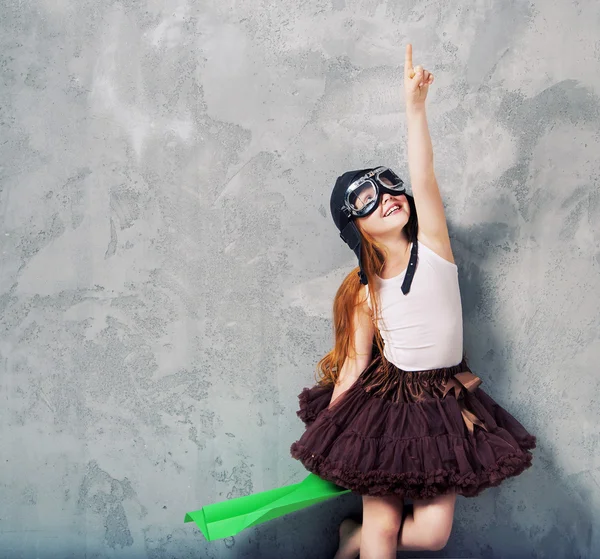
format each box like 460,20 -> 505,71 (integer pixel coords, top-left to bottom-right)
289,44 -> 537,559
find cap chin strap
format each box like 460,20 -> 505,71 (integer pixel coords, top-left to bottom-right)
338,220 -> 367,285
401,241 -> 418,294
357,243 -> 368,285
339,217 -> 418,294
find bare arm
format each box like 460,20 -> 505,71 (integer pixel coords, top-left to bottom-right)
404,44 -> 455,263
328,285 -> 375,409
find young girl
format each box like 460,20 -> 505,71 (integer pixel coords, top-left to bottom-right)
289,44 -> 537,559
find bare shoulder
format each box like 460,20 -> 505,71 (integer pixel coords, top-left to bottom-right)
417,232 -> 456,265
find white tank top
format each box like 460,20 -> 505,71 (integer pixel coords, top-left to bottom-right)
365,239 -> 463,371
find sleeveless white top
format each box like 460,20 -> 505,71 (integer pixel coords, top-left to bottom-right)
365,239 -> 463,371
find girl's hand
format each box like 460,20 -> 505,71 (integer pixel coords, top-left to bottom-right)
404,43 -> 434,109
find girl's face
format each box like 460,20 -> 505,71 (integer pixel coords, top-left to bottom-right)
356,192 -> 410,240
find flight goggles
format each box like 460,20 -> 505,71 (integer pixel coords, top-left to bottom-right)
342,166 -> 405,218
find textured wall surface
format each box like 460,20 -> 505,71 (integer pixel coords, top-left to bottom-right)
1,0 -> 599,558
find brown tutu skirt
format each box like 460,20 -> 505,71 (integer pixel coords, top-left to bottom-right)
289,349 -> 536,499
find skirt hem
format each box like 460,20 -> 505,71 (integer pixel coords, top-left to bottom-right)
290,440 -> 535,499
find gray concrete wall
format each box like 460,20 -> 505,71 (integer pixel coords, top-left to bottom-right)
1,0 -> 599,557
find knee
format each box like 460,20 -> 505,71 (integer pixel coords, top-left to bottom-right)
427,529 -> 451,551
363,516 -> 401,541
363,514 -> 402,540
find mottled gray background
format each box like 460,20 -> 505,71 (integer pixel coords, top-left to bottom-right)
1,0 -> 599,558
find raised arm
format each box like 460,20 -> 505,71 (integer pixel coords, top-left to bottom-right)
404,44 -> 455,264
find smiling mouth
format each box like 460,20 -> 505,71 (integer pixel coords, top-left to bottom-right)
383,205 -> 402,217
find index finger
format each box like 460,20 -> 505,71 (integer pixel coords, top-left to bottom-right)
405,43 -> 413,75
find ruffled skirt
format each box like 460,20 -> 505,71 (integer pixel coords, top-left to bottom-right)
289,350 -> 536,499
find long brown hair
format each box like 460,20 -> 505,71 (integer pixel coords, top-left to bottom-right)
315,194 -> 419,387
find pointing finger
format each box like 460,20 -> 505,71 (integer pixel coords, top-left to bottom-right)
405,44 -> 413,76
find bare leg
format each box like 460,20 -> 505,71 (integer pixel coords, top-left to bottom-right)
397,492 -> 457,551
333,492 -> 457,557
333,518 -> 361,559
359,494 -> 405,559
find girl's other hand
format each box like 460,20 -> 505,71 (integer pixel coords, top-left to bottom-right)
404,43 -> 434,109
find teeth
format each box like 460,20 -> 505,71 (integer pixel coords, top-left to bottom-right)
385,205 -> 400,217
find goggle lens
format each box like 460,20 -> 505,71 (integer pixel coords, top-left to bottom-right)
348,182 -> 378,212
377,168 -> 403,190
